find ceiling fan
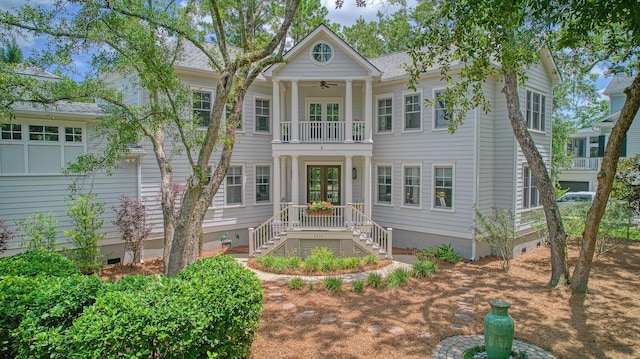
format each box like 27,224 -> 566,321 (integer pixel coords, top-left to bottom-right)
320,81 -> 337,89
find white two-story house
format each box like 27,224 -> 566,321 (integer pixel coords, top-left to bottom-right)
1,25 -> 559,262
559,73 -> 638,192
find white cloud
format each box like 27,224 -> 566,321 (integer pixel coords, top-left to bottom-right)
322,0 -> 404,27
0,0 -> 52,12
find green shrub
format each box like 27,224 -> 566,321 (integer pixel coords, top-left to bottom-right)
417,243 -> 462,264
15,212 -> 58,252
386,268 -> 410,288
413,260 -> 437,278
366,273 -> 383,288
0,274 -> 103,358
31,255 -> 264,359
0,250 -> 79,277
303,256 -> 321,272
289,278 -> 305,290
351,280 -> 365,293
337,257 -> 361,269
64,193 -> 105,274
363,254 -> 379,265
310,246 -> 334,259
324,277 -> 342,295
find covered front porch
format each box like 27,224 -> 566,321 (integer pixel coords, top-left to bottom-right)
249,204 -> 392,259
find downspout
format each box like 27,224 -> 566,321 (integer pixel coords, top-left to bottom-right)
471,107 -> 479,261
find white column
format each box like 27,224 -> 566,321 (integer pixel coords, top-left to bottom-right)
345,79 -> 353,143
280,85 -> 286,141
272,80 -> 281,143
364,155 -> 372,217
280,156 -> 287,202
345,155 -> 353,204
291,80 -> 299,143
273,155 -> 281,215
365,79 -> 373,143
291,155 -> 299,205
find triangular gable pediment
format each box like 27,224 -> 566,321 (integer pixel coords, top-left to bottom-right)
263,24 -> 381,79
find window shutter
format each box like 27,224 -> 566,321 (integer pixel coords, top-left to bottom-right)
621,135 -> 627,157
597,135 -> 605,157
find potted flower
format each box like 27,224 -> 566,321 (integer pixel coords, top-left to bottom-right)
307,201 -> 334,215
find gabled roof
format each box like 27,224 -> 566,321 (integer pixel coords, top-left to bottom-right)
12,101 -> 102,117
594,110 -> 621,128
368,51 -> 412,81
540,47 -> 562,86
263,24 -> 381,78
603,75 -> 633,96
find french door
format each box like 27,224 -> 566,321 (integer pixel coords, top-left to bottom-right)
309,102 -> 340,140
307,165 -> 341,205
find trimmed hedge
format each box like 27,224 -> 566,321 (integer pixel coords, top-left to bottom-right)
0,250 -> 79,277
24,255 -> 264,359
0,274 -> 103,358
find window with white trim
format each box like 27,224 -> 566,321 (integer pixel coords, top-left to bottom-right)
255,98 -> 270,132
403,165 -> 420,206
377,165 -> 392,204
523,166 -> 540,209
311,43 -> 333,63
225,166 -> 243,205
377,97 -> 392,132
404,93 -> 421,130
193,91 -> 211,127
0,122 -> 85,174
434,90 -> 451,129
255,165 -> 270,203
526,90 -> 546,132
433,165 -> 453,210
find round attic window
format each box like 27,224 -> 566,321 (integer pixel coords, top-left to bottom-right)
311,42 -> 333,64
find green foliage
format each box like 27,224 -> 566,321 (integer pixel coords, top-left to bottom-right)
256,255 -> 301,273
309,246 -> 334,259
15,212 -> 58,252
64,193 -> 105,274
473,207 -> 517,271
323,277 -> 343,295
0,40 -> 23,64
386,268 -> 410,289
413,260 -> 437,278
612,154 -> 640,217
288,278 -> 305,290
417,243 -> 462,264
257,248 -> 377,274
341,9 -> 415,58
337,257 -> 361,270
363,254 -> 379,265
26,255 -> 263,359
0,274 -> 103,358
366,273 -> 383,288
0,250 -> 79,277
559,203 -> 589,241
596,202 -> 636,255
351,279 -> 365,293
524,209 -> 550,248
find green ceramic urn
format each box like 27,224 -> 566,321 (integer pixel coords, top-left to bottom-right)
484,299 -> 514,359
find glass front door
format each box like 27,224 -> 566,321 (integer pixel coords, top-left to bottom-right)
307,165 -> 341,205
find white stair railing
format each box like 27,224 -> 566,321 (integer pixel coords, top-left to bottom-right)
349,204 -> 393,259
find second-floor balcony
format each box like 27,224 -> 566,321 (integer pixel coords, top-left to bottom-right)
280,121 -> 365,143
568,157 -> 600,170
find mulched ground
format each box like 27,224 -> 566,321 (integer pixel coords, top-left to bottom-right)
100,241 -> 640,359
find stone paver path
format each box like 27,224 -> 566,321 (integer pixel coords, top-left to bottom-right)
257,258 -> 557,359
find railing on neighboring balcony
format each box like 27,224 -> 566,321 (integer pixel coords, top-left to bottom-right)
570,157 -> 600,170
249,204 -> 392,258
278,121 -> 366,143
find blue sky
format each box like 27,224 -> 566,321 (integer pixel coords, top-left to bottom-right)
3,0 -> 611,91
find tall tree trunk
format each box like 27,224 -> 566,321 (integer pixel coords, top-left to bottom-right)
572,73 -> 640,293
502,70 -> 570,287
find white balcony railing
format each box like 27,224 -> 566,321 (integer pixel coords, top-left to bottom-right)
279,121 -> 365,143
570,157 -> 600,170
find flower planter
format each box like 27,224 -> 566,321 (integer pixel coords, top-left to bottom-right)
306,209 -> 333,216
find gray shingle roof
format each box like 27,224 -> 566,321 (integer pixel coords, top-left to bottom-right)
12,101 -> 102,116
603,75 -> 633,95
368,51 -> 412,81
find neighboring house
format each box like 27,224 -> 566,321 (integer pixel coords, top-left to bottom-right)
1,25 -> 559,261
559,73 -> 638,192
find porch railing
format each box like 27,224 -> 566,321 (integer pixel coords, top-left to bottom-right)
278,122 -> 365,143
249,204 -> 392,258
570,157 -> 600,170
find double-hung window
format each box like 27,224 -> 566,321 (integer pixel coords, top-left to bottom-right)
403,165 -> 421,206
434,90 -> 450,130
193,91 -> 212,127
525,90 -> 546,132
255,97 -> 270,132
523,166 -> 540,209
433,165 -> 453,210
377,165 -> 392,204
377,97 -> 392,132
404,93 -> 421,130
255,165 -> 270,203
225,166 -> 243,205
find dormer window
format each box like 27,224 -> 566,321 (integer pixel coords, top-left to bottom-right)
311,42 -> 333,64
